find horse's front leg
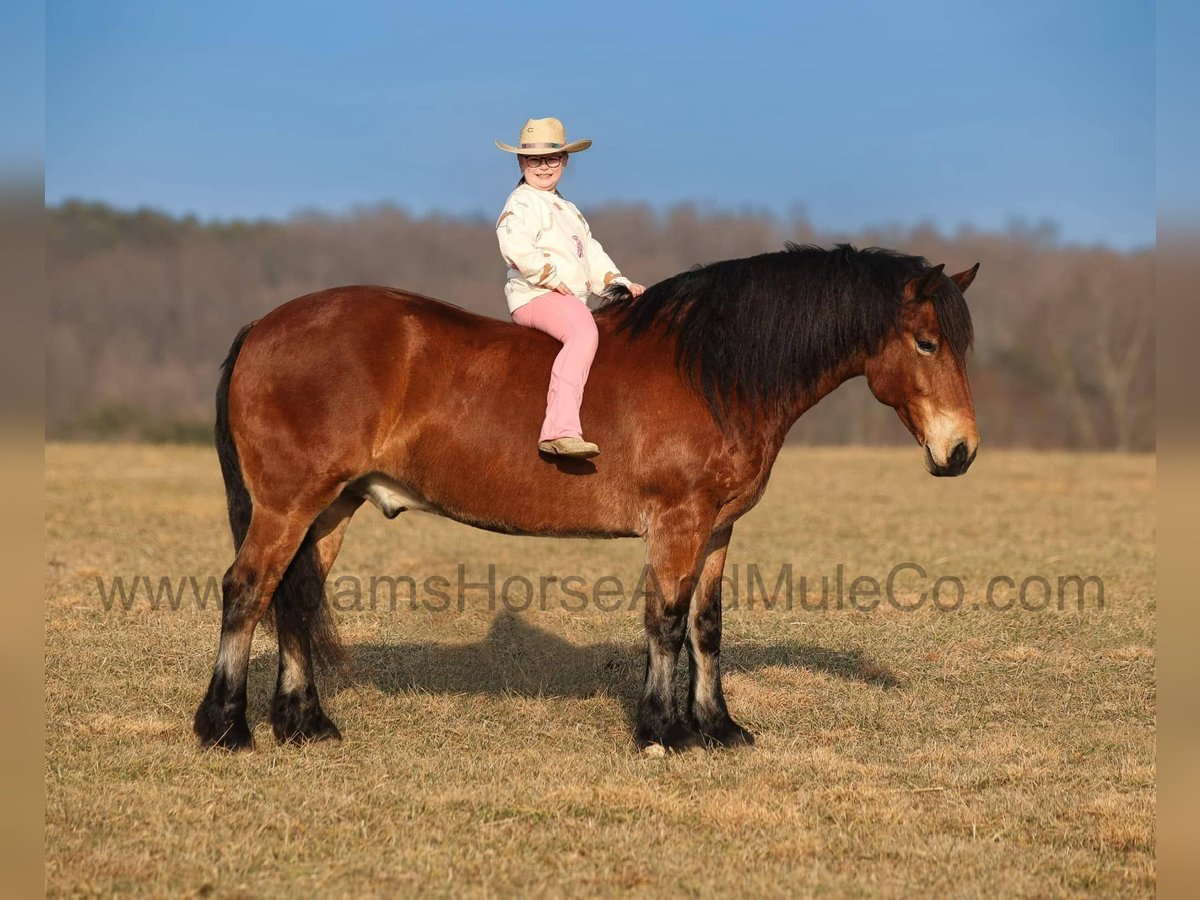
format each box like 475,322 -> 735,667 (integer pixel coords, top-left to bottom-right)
686,525 -> 754,747
636,504 -> 713,753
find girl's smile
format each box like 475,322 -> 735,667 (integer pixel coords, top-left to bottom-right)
519,153 -> 567,191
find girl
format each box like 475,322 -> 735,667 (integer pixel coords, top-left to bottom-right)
495,117 -> 646,459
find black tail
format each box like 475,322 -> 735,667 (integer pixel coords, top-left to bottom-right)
215,323 -> 255,550
214,323 -> 346,675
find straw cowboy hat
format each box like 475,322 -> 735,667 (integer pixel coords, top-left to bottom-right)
495,117 -> 592,155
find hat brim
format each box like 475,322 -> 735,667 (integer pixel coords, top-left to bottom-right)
495,139 -> 591,155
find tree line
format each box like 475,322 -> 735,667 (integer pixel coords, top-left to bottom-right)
47,200 -> 1154,450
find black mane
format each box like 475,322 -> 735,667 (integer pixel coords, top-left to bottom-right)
594,243 -> 973,428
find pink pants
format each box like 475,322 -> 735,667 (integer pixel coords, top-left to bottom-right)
511,291 -> 599,442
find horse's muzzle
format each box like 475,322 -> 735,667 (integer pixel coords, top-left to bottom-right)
925,441 -> 976,477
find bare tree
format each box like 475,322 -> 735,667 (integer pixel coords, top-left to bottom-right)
46,201 -> 1155,450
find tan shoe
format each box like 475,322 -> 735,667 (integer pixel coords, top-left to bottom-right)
538,436 -> 600,459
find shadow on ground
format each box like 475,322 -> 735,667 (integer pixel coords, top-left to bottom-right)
249,613 -> 902,721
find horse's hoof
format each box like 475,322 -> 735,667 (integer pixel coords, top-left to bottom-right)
637,720 -> 705,754
662,721 -> 706,752
274,715 -> 342,745
194,705 -> 254,751
698,716 -> 756,749
272,697 -> 343,745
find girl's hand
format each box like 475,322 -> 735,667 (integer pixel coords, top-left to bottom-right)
628,282 -> 646,298
553,282 -> 575,296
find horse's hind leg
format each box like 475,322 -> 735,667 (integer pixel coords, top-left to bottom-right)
271,492 -> 362,744
193,507 -> 317,750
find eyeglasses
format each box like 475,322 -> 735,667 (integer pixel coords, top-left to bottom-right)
522,154 -> 565,169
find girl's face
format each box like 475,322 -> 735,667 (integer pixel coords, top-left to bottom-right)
519,153 -> 567,191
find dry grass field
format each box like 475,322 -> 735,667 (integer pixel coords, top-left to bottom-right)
45,442 -> 1155,897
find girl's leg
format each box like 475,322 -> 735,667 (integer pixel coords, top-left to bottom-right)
511,293 -> 600,442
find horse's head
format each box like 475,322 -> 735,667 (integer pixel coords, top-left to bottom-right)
864,263 -> 980,477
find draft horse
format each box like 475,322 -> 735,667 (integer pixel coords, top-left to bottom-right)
194,243 -> 980,752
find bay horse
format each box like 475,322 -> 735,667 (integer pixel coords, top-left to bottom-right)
194,243 -> 979,753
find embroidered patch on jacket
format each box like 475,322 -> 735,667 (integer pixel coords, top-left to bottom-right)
573,235 -> 584,257
603,271 -> 619,286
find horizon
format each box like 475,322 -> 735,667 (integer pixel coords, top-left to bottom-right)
48,194 -> 1152,254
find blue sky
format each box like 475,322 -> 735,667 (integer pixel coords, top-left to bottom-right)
1,1 -> 43,172
45,0 -> 1155,248
1158,0 -> 1198,224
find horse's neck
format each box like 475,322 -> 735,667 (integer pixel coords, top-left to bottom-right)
795,352 -> 867,418
711,352 -> 868,474
595,313 -> 866,459
765,352 -> 868,448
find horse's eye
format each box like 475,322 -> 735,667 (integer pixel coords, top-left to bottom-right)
916,339 -> 938,355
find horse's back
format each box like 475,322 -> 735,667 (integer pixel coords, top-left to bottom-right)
248,284 -> 516,344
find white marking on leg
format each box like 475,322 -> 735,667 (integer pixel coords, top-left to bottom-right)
279,647 -> 307,695
217,631 -> 252,683
643,646 -> 676,702
691,651 -> 720,719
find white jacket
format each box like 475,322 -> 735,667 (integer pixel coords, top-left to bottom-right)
496,182 -> 632,314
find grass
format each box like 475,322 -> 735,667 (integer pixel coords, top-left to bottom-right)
45,442 -> 1155,897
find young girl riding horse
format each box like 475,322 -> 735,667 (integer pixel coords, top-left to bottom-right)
496,117 -> 645,459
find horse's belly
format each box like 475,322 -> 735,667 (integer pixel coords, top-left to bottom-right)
352,469 -> 640,539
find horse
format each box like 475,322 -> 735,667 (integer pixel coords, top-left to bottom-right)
193,242 -> 980,753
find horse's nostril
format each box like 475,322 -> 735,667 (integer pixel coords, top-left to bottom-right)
949,442 -> 968,467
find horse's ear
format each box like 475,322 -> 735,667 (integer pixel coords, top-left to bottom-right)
950,262 -> 980,293
902,263 -> 945,302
